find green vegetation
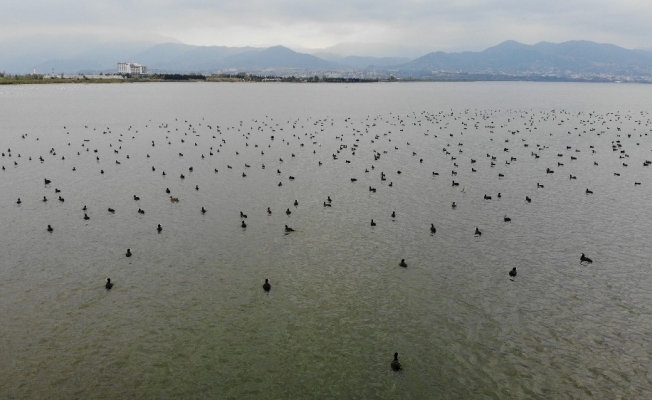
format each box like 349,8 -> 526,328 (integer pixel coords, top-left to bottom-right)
0,72 -> 383,85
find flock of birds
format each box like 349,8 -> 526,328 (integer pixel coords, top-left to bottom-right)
5,106 -> 651,371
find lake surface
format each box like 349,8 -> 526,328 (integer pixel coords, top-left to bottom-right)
1,82 -> 652,398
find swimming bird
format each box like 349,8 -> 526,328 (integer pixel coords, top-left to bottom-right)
580,253 -> 593,264
294,200 -> 298,206
47,225 -> 53,232
240,211 -> 248,218
108,208 -> 115,213
267,207 -> 272,214
586,188 -> 593,194
391,352 -> 402,371
525,196 -> 532,203
285,224 -> 294,232
263,279 -> 271,292
105,278 -> 113,290
241,220 -> 247,228
43,196 -> 47,202
138,208 -> 145,214
82,205 -> 87,211
371,219 -> 376,226
201,207 -> 206,214
286,208 -> 291,215
399,259 -> 407,268
430,224 -> 436,233
391,211 -> 396,218
475,227 -> 482,236
324,202 -> 331,207
504,215 -> 511,222
84,213 -> 90,220
157,224 -> 162,232
484,194 -> 492,200
170,196 -> 179,203
509,267 -> 517,278
16,198 -> 21,204
126,248 -> 132,257
133,195 -> 140,201
452,202 -> 456,209
44,178 -> 51,184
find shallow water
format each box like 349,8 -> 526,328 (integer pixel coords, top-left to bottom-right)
1,82 -> 652,398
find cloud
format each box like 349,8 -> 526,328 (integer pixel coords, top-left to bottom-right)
2,0 -> 652,54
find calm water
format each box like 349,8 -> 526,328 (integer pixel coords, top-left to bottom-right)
1,82 -> 652,399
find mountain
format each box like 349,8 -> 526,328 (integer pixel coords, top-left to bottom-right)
4,39 -> 652,80
400,40 -> 652,78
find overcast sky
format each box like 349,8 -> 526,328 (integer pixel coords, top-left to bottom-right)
2,0 -> 652,55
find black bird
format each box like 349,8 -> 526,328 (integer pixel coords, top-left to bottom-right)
44,178 -> 51,184
526,196 -> 532,203
138,208 -> 145,214
201,207 -> 206,214
240,211 -> 247,218
452,202 -> 456,209
84,213 -> 90,220
580,253 -> 593,264
126,248 -> 132,257
285,224 -> 294,232
267,207 -> 272,214
166,188 -> 170,194
391,211 -> 396,218
263,279 -> 271,292
105,278 -> 113,290
241,220 -> 247,228
430,224 -> 436,233
399,259 -> 407,268
157,224 -> 162,232
108,208 -> 115,213
504,215 -> 511,222
47,225 -> 53,232
286,208 -> 291,215
82,205 -> 87,211
294,200 -> 298,206
391,352 -> 402,371
509,267 -> 517,278
133,195 -> 140,201
43,196 -> 47,202
371,219 -> 376,226
586,188 -> 593,194
16,198 -> 21,204
475,227 -> 482,236
323,202 -> 331,207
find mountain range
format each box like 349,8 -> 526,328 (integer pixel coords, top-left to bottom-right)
3,40 -> 652,80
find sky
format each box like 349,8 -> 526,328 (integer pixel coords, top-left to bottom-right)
2,0 -> 652,56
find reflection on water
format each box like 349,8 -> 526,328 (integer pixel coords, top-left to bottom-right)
1,82 -> 652,398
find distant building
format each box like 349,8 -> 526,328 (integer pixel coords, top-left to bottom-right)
117,62 -> 148,75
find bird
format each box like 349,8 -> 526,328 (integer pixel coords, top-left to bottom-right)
475,227 -> 482,236
586,188 -> 593,194
241,220 -> 247,228
44,178 -> 51,184
391,211 -> 396,218
43,196 -> 47,202
371,219 -> 376,226
240,211 -> 247,218
430,224 -> 436,233
286,208 -> 291,215
84,213 -> 90,220
391,352 -> 402,371
105,278 -> 113,290
108,208 -> 115,213
452,202 -> 456,209
525,196 -> 532,203
16,198 -> 21,204
126,248 -> 132,257
399,259 -> 407,268
133,195 -> 140,201
47,225 -> 53,232
201,207 -> 206,214
166,188 -> 170,194
267,207 -> 272,214
285,224 -> 294,232
580,253 -> 593,264
82,205 -> 87,211
157,224 -> 162,232
294,200 -> 299,206
509,267 -> 517,278
504,215 -> 511,222
263,279 -> 271,292
323,202 -> 331,207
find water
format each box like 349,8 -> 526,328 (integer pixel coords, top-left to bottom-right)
1,82 -> 652,398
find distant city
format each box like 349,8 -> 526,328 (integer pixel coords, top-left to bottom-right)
3,40 -> 652,83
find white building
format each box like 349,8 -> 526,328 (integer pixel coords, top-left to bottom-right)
117,62 -> 148,75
